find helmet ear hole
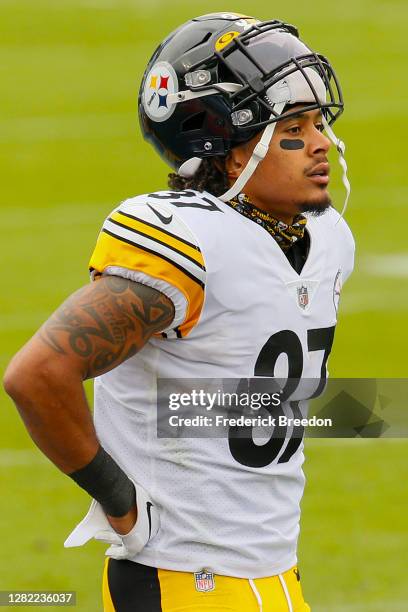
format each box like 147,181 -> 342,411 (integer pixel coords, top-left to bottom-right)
181,111 -> 207,132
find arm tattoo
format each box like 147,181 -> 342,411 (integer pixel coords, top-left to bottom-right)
39,276 -> 175,378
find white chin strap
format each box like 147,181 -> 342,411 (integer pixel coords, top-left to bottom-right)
219,102 -> 286,202
321,116 -> 351,219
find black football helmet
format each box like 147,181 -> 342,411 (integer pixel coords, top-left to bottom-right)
138,12 -> 343,174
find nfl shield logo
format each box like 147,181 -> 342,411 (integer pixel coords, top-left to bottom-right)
194,570 -> 215,592
297,285 -> 309,309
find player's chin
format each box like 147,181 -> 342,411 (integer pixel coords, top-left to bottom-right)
299,189 -> 332,217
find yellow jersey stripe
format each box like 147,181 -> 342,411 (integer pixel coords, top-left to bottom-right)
110,210 -> 205,270
117,208 -> 199,250
101,228 -> 204,288
89,231 -> 205,337
103,219 -> 205,285
108,217 -> 205,273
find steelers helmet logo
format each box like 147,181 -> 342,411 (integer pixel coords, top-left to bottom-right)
142,61 -> 178,123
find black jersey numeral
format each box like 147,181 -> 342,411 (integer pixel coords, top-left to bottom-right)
148,190 -> 197,200
148,191 -> 223,212
228,326 -> 335,467
254,330 -> 303,400
307,326 -> 335,398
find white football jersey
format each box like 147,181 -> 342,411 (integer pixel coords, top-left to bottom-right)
89,189 -> 354,578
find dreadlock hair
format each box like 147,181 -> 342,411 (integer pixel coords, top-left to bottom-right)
168,158 -> 229,197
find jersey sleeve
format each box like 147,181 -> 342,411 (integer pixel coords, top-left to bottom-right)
89,195 -> 206,338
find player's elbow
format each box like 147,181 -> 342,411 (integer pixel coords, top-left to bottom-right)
3,367 -> 17,401
3,351 -> 40,404
3,350 -> 62,407
3,368 -> 17,400
4,353 -> 24,400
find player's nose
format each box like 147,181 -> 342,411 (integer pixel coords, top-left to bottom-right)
308,127 -> 331,156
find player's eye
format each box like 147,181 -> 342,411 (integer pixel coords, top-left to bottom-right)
287,126 -> 301,135
315,123 -> 324,132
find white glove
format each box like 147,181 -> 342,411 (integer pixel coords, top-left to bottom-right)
64,481 -> 159,560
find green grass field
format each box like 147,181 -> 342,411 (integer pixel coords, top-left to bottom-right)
1,1 -> 407,610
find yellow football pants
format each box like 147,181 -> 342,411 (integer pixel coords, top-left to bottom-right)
103,558 -> 311,611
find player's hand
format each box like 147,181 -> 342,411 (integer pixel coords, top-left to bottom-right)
101,485 -> 159,560
106,505 -> 138,535
64,481 -> 159,559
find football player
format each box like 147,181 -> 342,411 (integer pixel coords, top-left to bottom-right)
4,13 -> 354,611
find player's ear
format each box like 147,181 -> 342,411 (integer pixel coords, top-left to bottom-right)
224,134 -> 262,182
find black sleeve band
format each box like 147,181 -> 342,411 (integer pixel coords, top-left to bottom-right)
68,447 -> 136,517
